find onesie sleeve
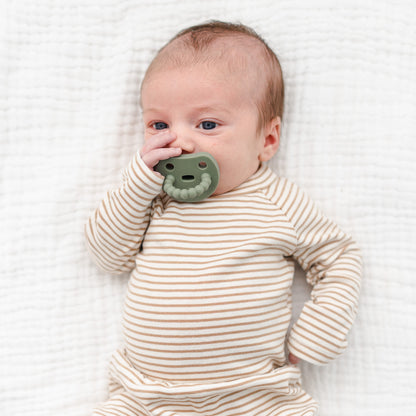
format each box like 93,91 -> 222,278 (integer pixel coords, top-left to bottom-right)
275,178 -> 362,365
84,151 -> 164,274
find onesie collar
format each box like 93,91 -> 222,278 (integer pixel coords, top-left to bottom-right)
222,163 -> 277,197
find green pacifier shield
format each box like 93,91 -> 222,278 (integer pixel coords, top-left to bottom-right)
155,152 -> 220,202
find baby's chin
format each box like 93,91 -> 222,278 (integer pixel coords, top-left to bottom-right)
212,178 -> 249,196
212,162 -> 261,196
212,182 -> 234,197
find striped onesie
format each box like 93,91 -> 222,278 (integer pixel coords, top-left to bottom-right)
85,152 -> 362,416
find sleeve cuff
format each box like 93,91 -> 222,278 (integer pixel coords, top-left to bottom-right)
122,151 -> 164,201
287,301 -> 349,366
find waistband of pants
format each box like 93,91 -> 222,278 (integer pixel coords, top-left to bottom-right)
109,348 -> 302,401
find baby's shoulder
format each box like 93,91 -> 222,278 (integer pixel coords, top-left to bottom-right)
262,170 -> 306,207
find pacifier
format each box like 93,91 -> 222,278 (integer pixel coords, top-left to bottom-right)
154,152 -> 220,202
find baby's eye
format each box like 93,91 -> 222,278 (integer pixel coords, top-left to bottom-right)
153,122 -> 168,130
198,121 -> 218,130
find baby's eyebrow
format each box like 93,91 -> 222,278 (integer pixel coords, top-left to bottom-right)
142,108 -> 160,114
142,105 -> 232,116
193,105 -> 232,114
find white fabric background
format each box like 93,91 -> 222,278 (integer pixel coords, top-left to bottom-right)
1,1 -> 415,415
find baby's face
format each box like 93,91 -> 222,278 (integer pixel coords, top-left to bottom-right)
141,63 -> 270,195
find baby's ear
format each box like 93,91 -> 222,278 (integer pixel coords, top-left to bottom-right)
258,117 -> 281,162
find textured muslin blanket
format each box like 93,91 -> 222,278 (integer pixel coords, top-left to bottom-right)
1,1 -> 415,415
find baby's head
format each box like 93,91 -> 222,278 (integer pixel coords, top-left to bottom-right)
142,21 -> 284,134
141,21 -> 284,195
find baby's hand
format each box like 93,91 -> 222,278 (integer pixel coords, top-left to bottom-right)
140,131 -> 182,172
288,353 -> 300,365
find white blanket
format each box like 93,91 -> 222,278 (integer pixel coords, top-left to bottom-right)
1,1 -> 415,415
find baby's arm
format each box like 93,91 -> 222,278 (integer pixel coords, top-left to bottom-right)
84,132 -> 179,274
277,179 -> 362,365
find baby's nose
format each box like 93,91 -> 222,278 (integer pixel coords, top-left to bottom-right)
169,134 -> 195,154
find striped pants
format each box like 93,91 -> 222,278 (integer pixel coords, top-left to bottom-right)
92,349 -> 318,416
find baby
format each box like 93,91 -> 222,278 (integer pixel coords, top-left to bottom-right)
86,21 -> 362,416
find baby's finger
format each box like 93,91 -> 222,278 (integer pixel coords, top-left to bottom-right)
140,132 -> 177,157
142,146 -> 182,169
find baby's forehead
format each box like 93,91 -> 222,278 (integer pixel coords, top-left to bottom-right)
141,33 -> 270,110
147,35 -> 266,89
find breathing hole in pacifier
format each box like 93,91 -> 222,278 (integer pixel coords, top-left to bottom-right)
166,163 -> 175,171
182,175 -> 195,181
198,161 -> 207,169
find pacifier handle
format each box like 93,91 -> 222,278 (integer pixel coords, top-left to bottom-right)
154,152 -> 220,203
163,173 -> 212,201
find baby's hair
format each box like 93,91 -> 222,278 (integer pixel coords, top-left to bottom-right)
142,21 -> 284,132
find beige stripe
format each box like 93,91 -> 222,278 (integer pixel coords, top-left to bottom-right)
135,257 -> 289,271
129,279 -> 291,294
110,190 -> 151,224
123,335 -> 284,356
123,322 -> 288,348
102,200 -> 145,237
123,317 -> 287,340
124,297 -> 288,316
126,343 -> 284,363
124,303 -> 286,323
140,247 -> 294,259
124,292 -> 288,309
130,268 -> 292,283
85,220 -> 130,270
